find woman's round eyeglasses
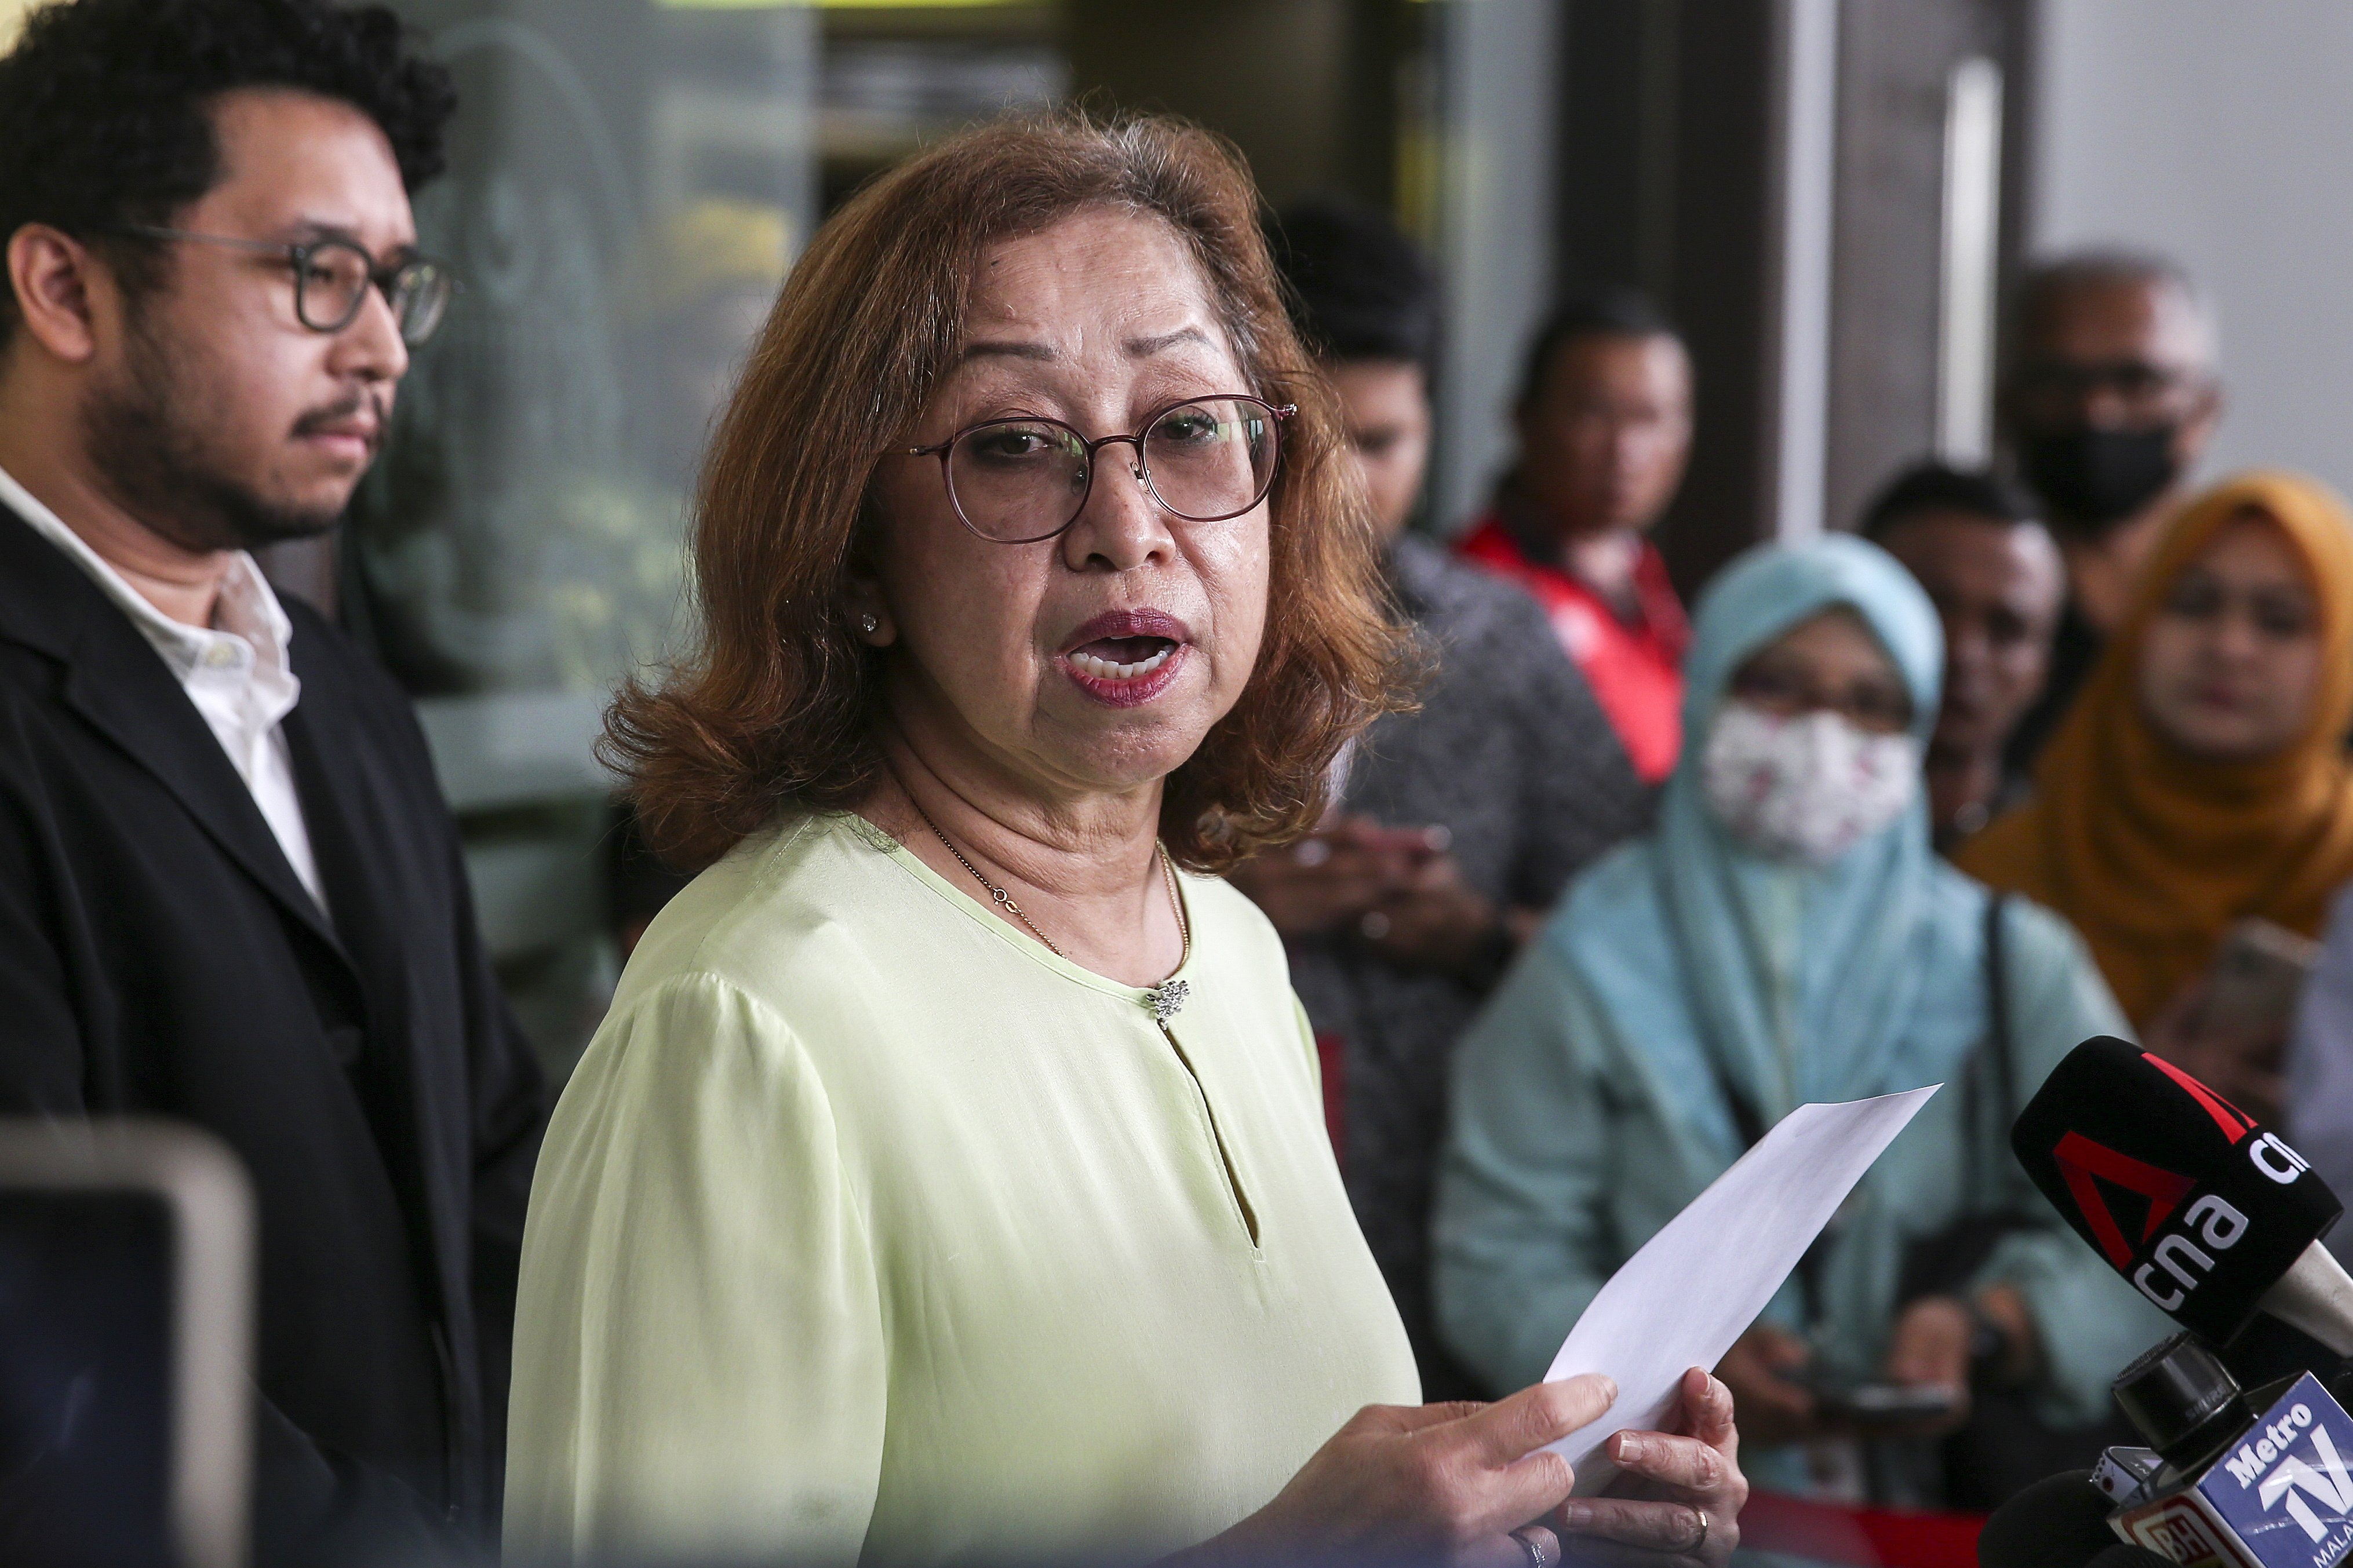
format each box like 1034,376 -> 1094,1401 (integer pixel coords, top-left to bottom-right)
119,225 -> 458,348
902,395 -> 1295,545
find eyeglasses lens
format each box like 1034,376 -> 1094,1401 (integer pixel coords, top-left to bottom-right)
296,242 -> 374,334
393,262 -> 453,347
948,421 -> 1092,542
1142,399 -> 1275,522
945,400 -> 1276,542
295,242 -> 453,347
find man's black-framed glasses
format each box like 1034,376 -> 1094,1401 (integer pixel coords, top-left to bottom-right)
904,395 -> 1295,544
121,225 -> 457,347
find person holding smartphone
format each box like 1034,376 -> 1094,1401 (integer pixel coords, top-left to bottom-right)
1438,535 -> 2161,1508
1959,472 -> 2353,1127
1230,199 -> 1652,1399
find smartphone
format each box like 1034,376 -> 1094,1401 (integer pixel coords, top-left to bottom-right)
1797,1366 -> 1961,1427
1822,1381 -> 1962,1424
0,1119 -> 254,1568
2200,917 -> 2321,1038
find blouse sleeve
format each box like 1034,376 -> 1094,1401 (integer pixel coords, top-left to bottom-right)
503,971 -> 887,1566
1432,940 -> 1621,1394
1975,898 -> 2174,1425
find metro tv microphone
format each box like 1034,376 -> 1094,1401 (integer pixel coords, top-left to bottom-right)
2012,1036 -> 2353,1355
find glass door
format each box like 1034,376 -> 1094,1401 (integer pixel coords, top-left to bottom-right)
358,0 -> 818,1075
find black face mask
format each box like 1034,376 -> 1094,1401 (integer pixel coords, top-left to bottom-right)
2016,425 -> 2181,528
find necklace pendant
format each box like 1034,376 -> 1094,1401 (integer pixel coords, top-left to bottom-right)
1148,979 -> 1190,1023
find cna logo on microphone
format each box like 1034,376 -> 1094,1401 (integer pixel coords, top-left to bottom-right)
2045,1055 -> 2312,1315
2013,1035 -> 2344,1343
2051,1132 -> 2260,1313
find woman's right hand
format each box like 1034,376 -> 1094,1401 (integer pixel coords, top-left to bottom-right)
1194,1376 -> 1616,1567
1713,1324 -> 1819,1448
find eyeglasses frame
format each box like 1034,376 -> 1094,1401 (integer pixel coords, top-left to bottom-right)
900,394 -> 1297,545
115,224 -> 460,346
1725,667 -> 1917,736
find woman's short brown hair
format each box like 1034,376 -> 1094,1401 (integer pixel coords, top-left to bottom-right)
607,111 -> 1409,872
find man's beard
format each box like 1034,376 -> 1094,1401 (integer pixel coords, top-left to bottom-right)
80,313 -> 370,555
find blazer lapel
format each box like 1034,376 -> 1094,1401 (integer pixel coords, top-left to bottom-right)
63,650 -> 348,953
0,508 -> 348,959
281,643 -> 472,1352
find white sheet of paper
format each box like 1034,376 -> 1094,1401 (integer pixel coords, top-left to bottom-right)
1540,1085 -> 1939,1488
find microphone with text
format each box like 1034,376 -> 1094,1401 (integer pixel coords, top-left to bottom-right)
2010,1035 -> 2352,1354
1979,1035 -> 2353,1567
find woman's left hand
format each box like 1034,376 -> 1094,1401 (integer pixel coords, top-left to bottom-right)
1551,1368 -> 1746,1567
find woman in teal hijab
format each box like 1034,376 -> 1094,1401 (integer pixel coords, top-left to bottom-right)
1433,534 -> 2162,1503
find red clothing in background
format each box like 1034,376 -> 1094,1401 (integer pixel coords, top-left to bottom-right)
1456,513 -> 1689,782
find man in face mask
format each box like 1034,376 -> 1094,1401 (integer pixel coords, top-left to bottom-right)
1999,251 -> 2222,771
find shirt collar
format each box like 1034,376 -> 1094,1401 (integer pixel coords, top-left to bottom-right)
0,461 -> 296,682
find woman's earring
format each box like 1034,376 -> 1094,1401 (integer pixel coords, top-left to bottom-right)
859,613 -> 880,636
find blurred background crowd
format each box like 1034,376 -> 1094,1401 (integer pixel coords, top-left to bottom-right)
0,0 -> 2330,1100
13,0 -> 2353,1548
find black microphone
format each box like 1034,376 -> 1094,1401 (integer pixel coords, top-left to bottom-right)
1976,1353 -> 2353,1565
1977,1470 -> 2143,1568
2012,1037 -> 2353,1352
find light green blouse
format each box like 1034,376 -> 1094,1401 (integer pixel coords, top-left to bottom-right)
504,812 -> 1419,1566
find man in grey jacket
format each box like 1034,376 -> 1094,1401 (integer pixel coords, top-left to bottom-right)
1234,199 -> 1653,1398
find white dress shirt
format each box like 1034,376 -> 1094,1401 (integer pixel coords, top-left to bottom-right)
0,463 -> 326,910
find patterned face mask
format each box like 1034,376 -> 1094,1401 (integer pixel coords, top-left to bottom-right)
1699,700 -> 1921,866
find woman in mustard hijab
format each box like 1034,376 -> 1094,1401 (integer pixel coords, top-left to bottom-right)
1957,471 -> 2353,1117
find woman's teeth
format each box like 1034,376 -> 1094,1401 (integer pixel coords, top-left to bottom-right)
1069,644 -> 1175,680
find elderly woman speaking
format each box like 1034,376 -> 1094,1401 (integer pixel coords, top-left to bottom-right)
504,115 -> 1747,1566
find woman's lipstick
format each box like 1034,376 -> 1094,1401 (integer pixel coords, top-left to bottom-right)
1058,609 -> 1193,708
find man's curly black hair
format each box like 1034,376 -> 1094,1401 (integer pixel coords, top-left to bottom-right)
0,0 -> 456,342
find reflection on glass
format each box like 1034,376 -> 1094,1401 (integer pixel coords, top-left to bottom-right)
350,0 -> 817,1073
358,1 -> 814,701
352,2 -> 1083,1074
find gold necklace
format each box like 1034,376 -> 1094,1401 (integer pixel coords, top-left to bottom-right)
906,798 -> 1192,1022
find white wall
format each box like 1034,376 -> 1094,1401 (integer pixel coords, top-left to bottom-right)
1431,0 -> 1559,531
2032,0 -> 2353,500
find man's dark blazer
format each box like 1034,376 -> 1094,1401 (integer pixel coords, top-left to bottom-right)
0,504 -> 548,1559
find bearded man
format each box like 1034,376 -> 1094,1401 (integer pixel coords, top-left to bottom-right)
0,2 -> 545,1561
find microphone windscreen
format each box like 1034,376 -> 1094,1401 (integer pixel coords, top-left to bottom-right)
1977,1470 -> 2115,1568
2012,1037 -> 2342,1343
